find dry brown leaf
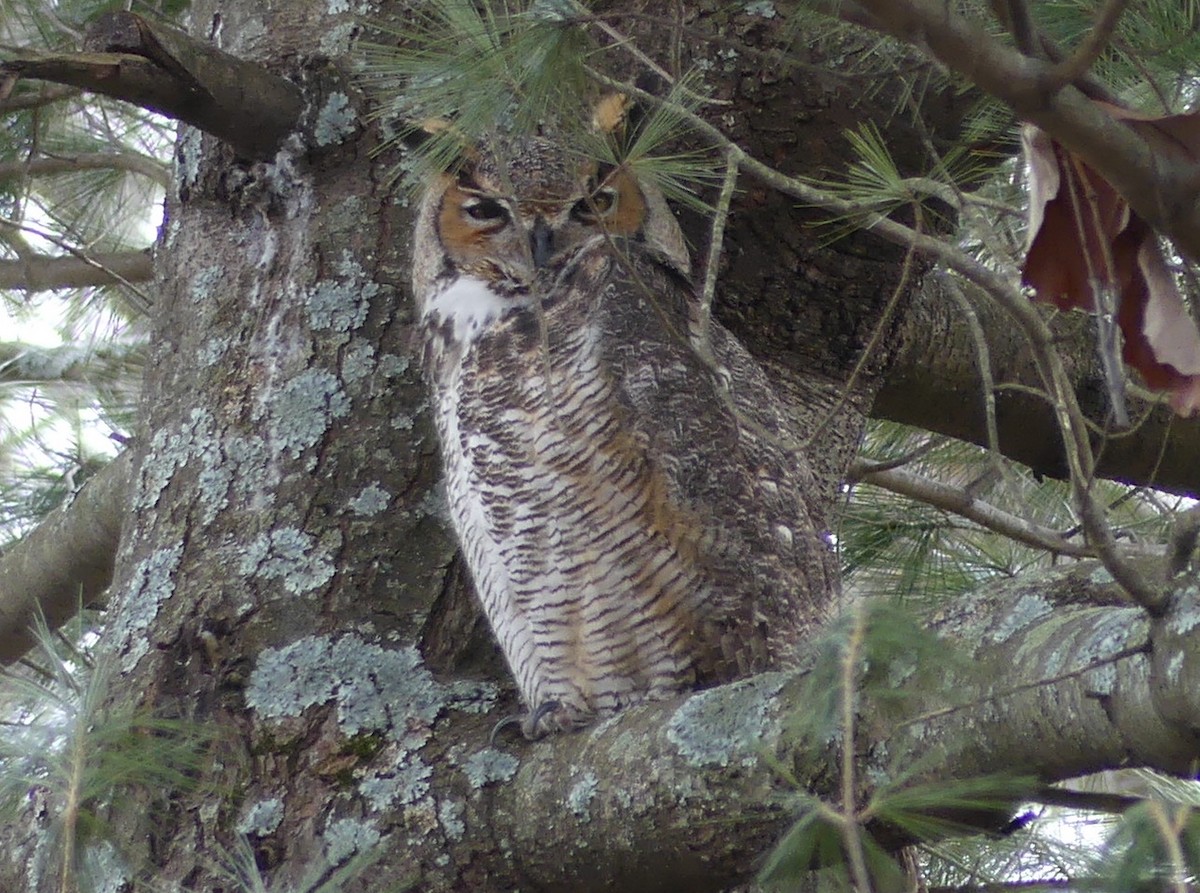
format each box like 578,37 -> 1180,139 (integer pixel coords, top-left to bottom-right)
1021,111 -> 1200,418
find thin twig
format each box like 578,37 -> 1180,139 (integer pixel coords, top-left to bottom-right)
850,459 -> 1095,558
574,5 -> 728,106
943,276 -> 1007,480
698,147 -> 741,351
895,643 -> 1148,731
1001,0 -> 1039,56
856,436 -> 943,473
802,226 -> 919,451
839,606 -> 874,893
0,217 -> 155,311
1060,152 -> 1129,427
1042,0 -> 1131,91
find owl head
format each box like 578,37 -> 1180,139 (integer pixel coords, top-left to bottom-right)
410,95 -> 690,308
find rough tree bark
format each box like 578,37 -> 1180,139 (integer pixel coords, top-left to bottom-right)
1,3 -> 1198,892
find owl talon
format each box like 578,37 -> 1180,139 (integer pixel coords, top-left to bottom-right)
488,700 -> 563,746
487,714 -> 522,747
522,700 -> 563,739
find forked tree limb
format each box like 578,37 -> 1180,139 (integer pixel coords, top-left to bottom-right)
0,12 -> 303,159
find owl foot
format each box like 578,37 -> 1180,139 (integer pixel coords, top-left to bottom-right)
488,700 -> 563,746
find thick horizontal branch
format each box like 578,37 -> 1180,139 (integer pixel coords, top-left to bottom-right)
0,249 -> 153,291
0,340 -> 144,387
875,275 -> 1200,497
0,449 -> 131,663
2,13 -> 303,159
459,561 -> 1197,892
0,152 -> 171,189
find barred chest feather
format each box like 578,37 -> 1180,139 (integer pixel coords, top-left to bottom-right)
421,268 -> 719,733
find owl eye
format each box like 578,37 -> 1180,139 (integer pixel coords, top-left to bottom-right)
570,188 -> 618,223
463,197 -> 509,224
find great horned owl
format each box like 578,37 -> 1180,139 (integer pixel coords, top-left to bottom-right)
411,102 -> 835,737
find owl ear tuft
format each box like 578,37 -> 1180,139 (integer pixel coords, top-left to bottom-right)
591,90 -> 654,155
592,94 -> 634,138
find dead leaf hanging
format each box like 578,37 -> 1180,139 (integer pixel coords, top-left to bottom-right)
1021,110 -> 1200,418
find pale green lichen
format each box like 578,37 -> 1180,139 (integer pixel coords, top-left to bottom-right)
1168,596 -> 1200,636
239,527 -> 336,595
324,817 -> 380,865
319,19 -> 357,55
1075,609 -> 1147,667
360,760 -> 432,811
567,771 -> 599,820
342,341 -> 377,383
349,483 -> 391,516
268,368 -> 350,460
463,748 -> 519,788
446,679 -> 500,713
237,797 -> 284,836
176,126 -> 203,196
438,798 -> 465,841
1169,652 -> 1184,678
987,593 -> 1053,644
305,252 -> 376,334
79,841 -> 128,893
315,92 -> 357,147
246,634 -> 488,737
136,408 -> 216,512
190,266 -> 224,303
113,544 -> 184,671
377,353 -> 412,378
197,336 -> 232,367
743,0 -> 777,17
666,672 -> 788,768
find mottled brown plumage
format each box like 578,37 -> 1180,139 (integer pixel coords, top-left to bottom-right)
412,108 -> 834,736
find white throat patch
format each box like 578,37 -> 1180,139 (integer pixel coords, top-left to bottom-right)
423,275 -> 530,343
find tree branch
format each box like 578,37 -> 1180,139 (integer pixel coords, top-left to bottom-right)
0,249 -> 153,292
876,275 -> 1200,498
0,152 -> 170,189
0,449 -> 131,663
0,341 -> 143,387
849,458 -> 1094,557
369,562 -> 1193,892
1042,0 -> 1131,90
1,13 -> 303,159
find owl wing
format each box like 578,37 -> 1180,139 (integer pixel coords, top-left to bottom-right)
568,239 -> 837,678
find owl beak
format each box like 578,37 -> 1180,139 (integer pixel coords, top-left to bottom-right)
530,217 -> 554,268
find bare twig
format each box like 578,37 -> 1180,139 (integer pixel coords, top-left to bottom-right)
698,147 -> 740,350
2,12 -> 303,159
1000,0 -> 1039,56
850,459 -> 1095,558
943,277 -> 1006,474
839,606 -> 874,893
802,225 -> 919,451
1060,153 -> 1130,427
1042,0 -> 1132,91
0,151 -> 170,189
837,0 -> 1200,265
0,217 -> 155,310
